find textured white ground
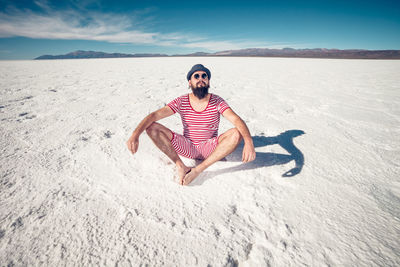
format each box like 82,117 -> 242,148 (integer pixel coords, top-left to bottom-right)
0,57 -> 399,266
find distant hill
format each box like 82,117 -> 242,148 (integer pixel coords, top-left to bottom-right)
35,48 -> 400,60
210,48 -> 400,59
35,50 -> 168,59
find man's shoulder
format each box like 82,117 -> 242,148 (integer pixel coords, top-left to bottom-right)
211,93 -> 226,102
169,94 -> 188,102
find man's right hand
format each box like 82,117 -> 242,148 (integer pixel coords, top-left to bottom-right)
126,106 -> 174,155
127,135 -> 139,154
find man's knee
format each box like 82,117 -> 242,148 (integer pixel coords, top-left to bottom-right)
146,122 -> 160,137
146,122 -> 172,140
228,128 -> 242,144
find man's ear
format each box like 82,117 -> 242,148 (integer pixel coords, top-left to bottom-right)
188,80 -> 192,88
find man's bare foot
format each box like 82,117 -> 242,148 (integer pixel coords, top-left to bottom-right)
182,167 -> 201,185
177,165 -> 191,185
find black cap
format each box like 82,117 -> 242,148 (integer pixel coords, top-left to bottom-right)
187,64 -> 211,81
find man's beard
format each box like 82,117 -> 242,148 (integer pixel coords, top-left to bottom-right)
191,83 -> 209,99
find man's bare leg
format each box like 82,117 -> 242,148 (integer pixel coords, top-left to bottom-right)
183,128 -> 242,185
146,122 -> 190,183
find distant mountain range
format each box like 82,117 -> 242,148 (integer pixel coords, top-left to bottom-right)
35,50 -> 168,59
35,48 -> 400,60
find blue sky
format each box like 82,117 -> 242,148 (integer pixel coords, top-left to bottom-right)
0,0 -> 399,59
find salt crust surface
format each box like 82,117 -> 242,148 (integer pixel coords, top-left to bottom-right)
0,57 -> 399,266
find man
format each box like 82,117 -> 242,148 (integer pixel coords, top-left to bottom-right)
126,64 -> 256,185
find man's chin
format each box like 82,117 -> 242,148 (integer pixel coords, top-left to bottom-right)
192,86 -> 209,99
195,94 -> 207,99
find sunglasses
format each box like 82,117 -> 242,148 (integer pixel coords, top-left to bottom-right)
193,73 -> 208,79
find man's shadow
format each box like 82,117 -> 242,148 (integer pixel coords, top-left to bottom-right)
194,130 -> 305,185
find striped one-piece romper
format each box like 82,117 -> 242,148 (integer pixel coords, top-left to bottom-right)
167,93 -> 230,159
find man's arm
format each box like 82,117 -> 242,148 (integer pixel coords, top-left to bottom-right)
222,108 -> 256,163
126,106 -> 174,154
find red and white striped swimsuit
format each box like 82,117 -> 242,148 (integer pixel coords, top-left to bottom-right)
167,93 -> 230,159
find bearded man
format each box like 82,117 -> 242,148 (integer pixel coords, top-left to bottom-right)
126,64 -> 256,185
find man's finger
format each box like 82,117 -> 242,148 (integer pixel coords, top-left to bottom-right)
132,143 -> 136,153
132,141 -> 139,154
127,141 -> 132,153
243,153 -> 248,163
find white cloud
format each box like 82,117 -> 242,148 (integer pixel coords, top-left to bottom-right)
0,6 -> 289,52
0,9 -> 159,43
180,40 -> 267,51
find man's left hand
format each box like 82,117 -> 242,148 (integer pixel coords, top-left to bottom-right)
242,143 -> 256,163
